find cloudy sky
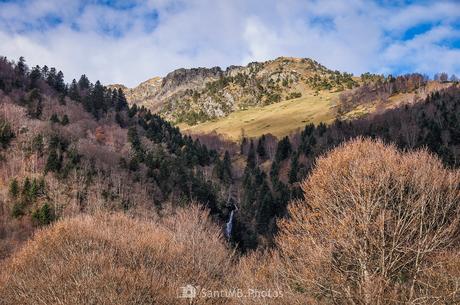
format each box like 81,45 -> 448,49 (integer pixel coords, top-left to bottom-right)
0,0 -> 459,87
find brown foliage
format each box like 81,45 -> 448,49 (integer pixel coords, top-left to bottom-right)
0,206 -> 234,305
275,138 -> 460,304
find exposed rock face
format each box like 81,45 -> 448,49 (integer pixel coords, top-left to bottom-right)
110,57 -> 357,124
159,67 -> 223,96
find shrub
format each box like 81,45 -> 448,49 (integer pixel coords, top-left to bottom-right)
0,206 -> 234,305
287,92 -> 301,99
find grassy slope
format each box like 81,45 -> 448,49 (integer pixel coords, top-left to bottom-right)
178,83 -> 445,140
178,91 -> 339,139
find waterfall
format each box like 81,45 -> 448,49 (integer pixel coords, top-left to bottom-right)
225,210 -> 234,239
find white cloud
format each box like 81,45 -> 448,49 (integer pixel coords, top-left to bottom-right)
0,0 -> 459,87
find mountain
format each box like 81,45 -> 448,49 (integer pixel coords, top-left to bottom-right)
110,57 -> 357,123
112,57 -> 452,139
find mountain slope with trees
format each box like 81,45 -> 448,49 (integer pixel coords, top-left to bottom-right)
0,56 -> 230,259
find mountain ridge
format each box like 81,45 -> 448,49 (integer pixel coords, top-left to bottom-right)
109,56 -> 356,125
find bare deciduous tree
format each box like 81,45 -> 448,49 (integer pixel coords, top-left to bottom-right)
275,138 -> 460,304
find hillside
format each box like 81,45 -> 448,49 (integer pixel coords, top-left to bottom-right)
110,57 -> 357,124
0,56 -> 230,259
178,90 -> 338,139
112,57 -> 451,139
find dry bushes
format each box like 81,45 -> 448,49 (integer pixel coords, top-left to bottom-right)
0,206 -> 234,305
274,138 -> 460,304
2,138 -> 460,305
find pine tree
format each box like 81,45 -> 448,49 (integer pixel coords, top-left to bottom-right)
29,65 -> 42,89
15,56 -> 27,77
45,149 -> 62,173
289,152 -> 299,184
128,104 -> 138,118
14,56 -> 28,88
29,178 -> 40,201
32,203 -> 54,225
275,136 -> 292,162
240,137 -> 247,155
26,88 -> 43,118
91,80 -> 105,117
22,177 -> 31,198
41,65 -> 49,79
55,71 -> 65,92
221,151 -> 233,183
8,178 -> 19,199
46,67 -> 57,88
256,180 -> 274,232
78,74 -> 90,90
116,88 -> 128,111
256,135 -> 266,159
11,202 -> 24,218
0,120 -> 14,148
247,140 -> 256,169
270,160 -> 280,183
68,79 -> 80,101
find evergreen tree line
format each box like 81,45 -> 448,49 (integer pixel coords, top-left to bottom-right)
234,86 -> 460,250
0,56 -> 129,121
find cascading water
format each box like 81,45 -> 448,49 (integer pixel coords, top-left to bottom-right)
225,210 -> 234,239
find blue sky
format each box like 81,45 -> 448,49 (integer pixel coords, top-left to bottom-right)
0,0 -> 459,87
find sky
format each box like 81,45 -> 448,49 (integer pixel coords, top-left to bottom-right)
0,0 -> 459,87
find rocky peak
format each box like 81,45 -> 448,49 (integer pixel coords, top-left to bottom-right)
159,66 -> 224,95
109,57 -> 349,122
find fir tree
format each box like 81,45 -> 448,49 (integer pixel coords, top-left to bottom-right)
22,177 -> 31,198
32,203 -> 54,225
55,71 -> 65,92
78,74 -> 90,90
247,140 -> 256,169
275,136 -> 291,162
8,178 -> 19,199
68,79 -> 80,101
29,65 -> 42,89
45,149 -> 62,173
116,88 -> 128,111
221,151 -> 233,183
256,135 -> 266,159
289,152 -> 299,183
26,88 -> 43,118
240,137 -> 247,155
0,120 -> 14,148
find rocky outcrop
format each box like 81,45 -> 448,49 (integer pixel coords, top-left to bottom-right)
110,57 -> 357,124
